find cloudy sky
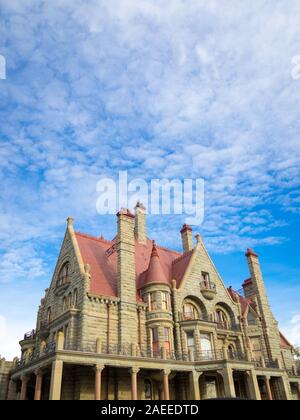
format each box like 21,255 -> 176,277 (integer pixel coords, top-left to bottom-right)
0,0 -> 300,359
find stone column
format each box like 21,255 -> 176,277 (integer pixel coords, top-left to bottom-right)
130,368 -> 140,400
246,370 -> 261,400
95,365 -> 105,400
264,376 -> 273,400
189,371 -> 201,400
163,370 -> 170,400
222,367 -> 236,398
279,376 -> 291,400
49,360 -> 63,400
34,369 -> 43,401
20,375 -> 29,401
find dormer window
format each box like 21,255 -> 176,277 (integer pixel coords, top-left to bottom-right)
57,263 -> 70,287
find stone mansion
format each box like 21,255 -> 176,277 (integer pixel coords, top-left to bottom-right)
1,203 -> 300,400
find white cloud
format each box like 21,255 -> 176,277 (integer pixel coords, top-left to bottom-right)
282,315 -> 300,348
0,315 -> 31,360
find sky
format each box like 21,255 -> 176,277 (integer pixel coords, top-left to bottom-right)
0,0 -> 300,359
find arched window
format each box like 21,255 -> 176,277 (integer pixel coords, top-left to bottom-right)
57,262 -> 70,287
215,308 -> 229,329
228,345 -> 235,359
247,311 -> 256,326
144,379 -> 153,400
68,293 -> 72,309
183,303 -> 199,320
63,297 -> 67,312
73,289 -> 78,308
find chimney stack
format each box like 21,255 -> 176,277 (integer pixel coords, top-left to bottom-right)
116,208 -> 138,346
180,224 -> 193,253
134,202 -> 147,244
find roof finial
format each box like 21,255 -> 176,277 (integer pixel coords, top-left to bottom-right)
151,240 -> 159,257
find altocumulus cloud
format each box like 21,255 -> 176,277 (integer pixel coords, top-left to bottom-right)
0,1 -> 300,358
0,0 -> 299,255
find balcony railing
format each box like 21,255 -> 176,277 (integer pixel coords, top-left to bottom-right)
228,351 -> 248,362
200,281 -> 216,291
15,341 -> 56,369
252,358 -> 279,369
286,368 -> 300,377
23,329 -> 36,341
178,313 -> 241,332
217,322 -> 241,332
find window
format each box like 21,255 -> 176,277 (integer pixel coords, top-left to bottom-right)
250,337 -> 262,361
247,311 -> 256,326
200,333 -> 213,360
152,328 -> 159,356
57,262 -> 70,287
164,327 -> 171,355
144,379 -> 153,400
63,297 -> 67,312
46,307 -> 51,324
162,292 -> 169,311
186,331 -> 195,354
149,292 -> 157,311
201,272 -> 210,286
183,303 -> 198,320
73,289 -> 78,308
68,293 -> 72,309
215,309 -> 229,329
228,345 -> 235,359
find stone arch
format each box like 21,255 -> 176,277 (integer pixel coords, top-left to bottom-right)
214,301 -> 236,326
54,255 -> 73,286
182,295 -> 208,320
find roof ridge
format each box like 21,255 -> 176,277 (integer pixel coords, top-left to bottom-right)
172,250 -> 192,265
75,231 -> 113,245
155,244 -> 181,255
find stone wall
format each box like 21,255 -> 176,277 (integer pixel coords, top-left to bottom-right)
0,357 -> 13,400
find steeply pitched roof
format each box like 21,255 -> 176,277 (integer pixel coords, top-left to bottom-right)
279,332 -> 292,349
227,287 -> 257,316
75,232 -> 182,298
138,242 -> 170,288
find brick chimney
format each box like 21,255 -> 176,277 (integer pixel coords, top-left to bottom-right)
180,224 -> 193,253
134,202 -> 147,244
117,208 -> 138,346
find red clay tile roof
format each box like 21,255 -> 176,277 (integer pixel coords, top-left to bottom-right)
227,287 -> 257,315
171,251 -> 194,288
75,232 -> 182,298
280,332 -> 292,349
138,242 -> 170,288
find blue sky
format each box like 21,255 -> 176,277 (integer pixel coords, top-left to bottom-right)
0,0 -> 300,359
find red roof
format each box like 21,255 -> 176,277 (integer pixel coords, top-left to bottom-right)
228,287 -> 257,315
280,332 -> 292,349
75,232 -> 182,298
138,242 -> 170,288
